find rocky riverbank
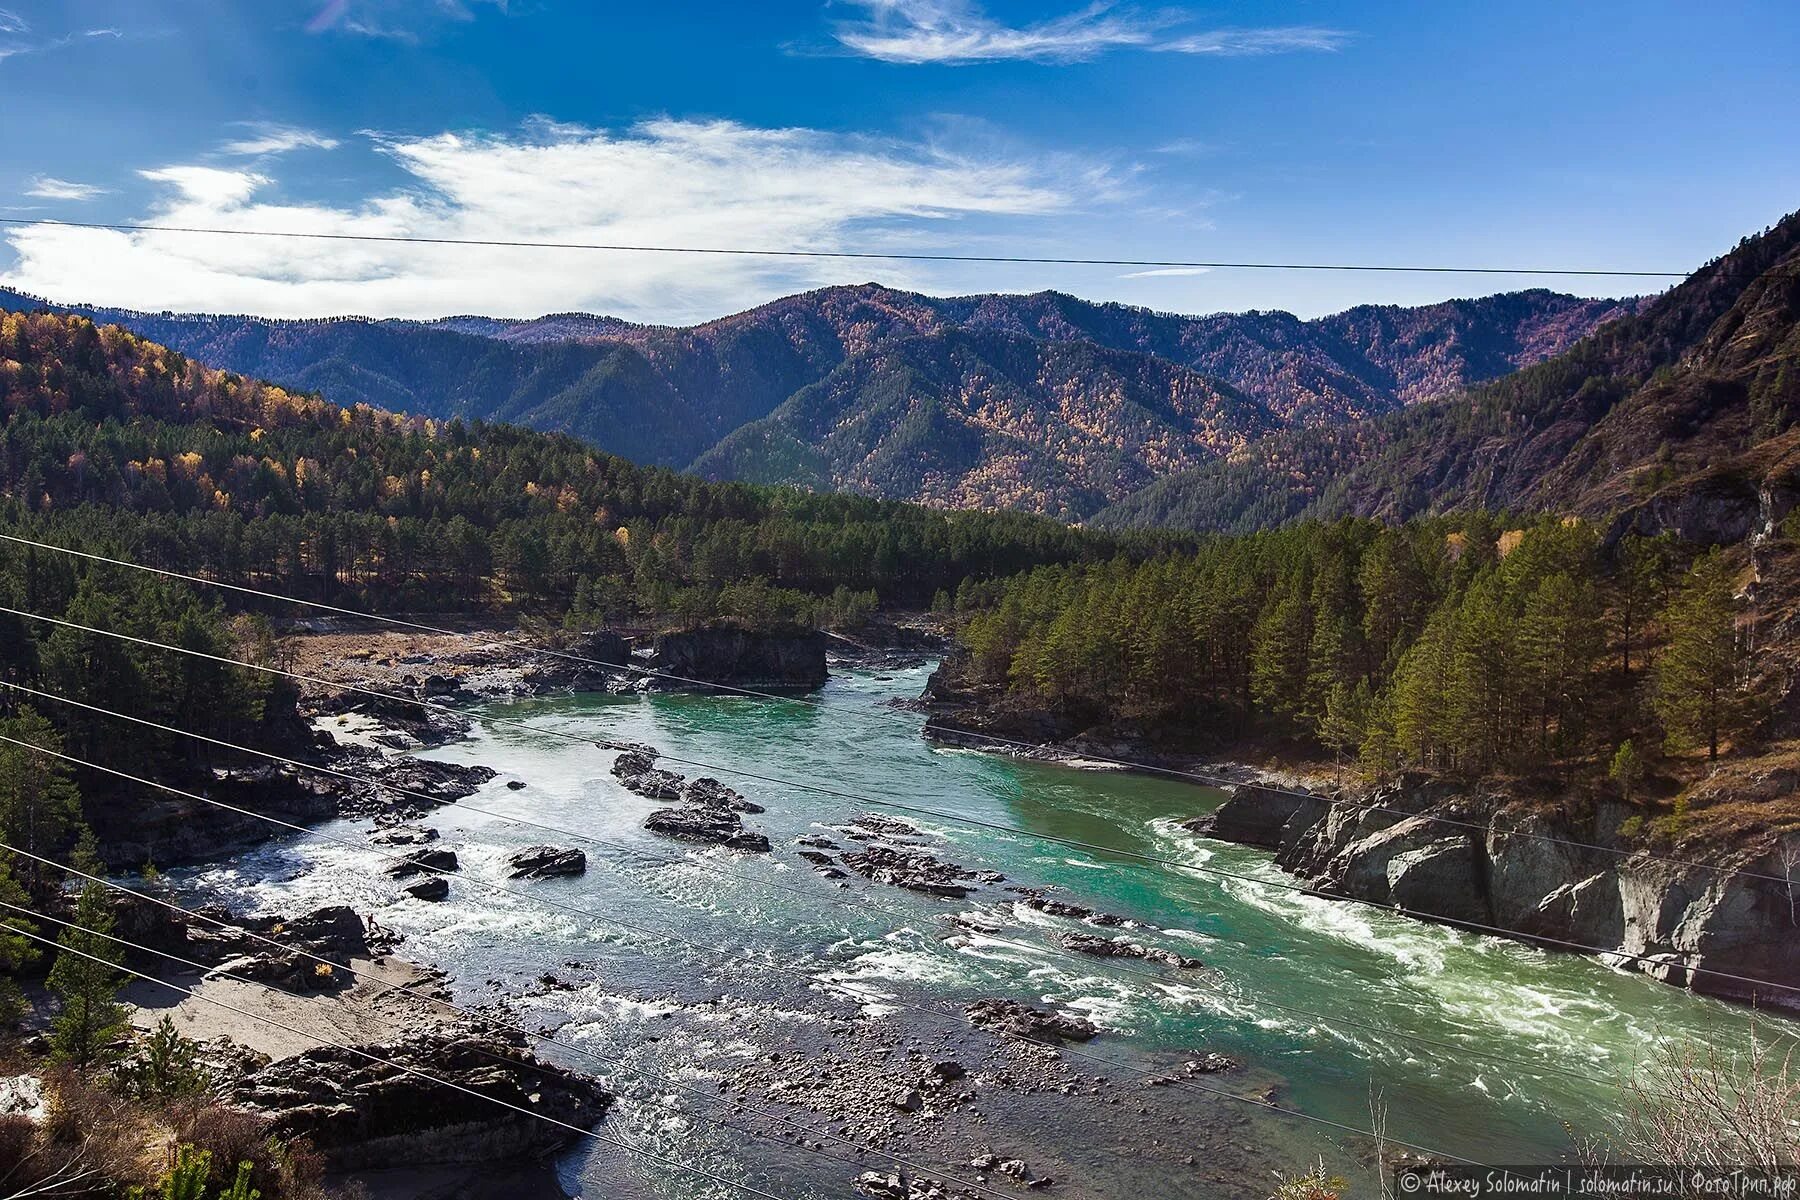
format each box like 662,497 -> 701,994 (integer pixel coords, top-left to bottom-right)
919,647 -> 1800,1011
1184,779 -> 1800,1011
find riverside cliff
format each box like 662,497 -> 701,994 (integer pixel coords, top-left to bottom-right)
1198,777 -> 1800,1009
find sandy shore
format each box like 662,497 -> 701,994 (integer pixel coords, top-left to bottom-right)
123,954 -> 449,1060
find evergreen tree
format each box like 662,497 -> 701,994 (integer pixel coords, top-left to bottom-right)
47,881 -> 127,1067
0,707 -> 84,887
0,851 -> 39,1025
1653,551 -> 1760,760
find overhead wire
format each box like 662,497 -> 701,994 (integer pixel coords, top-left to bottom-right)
0,726 -> 1480,1165
3,603 -> 1795,1002
1,915 -> 795,1200
2,533 -> 1783,890
0,876 -> 1013,1200
0,675 -> 1621,1089
0,217 -> 1690,278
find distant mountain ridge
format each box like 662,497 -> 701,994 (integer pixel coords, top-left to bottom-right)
1093,212 -> 1800,538
0,281 -> 1643,517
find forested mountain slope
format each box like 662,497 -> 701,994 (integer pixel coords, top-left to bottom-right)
0,283 -> 1637,516
1095,210 -> 1800,537
0,310 -> 1139,618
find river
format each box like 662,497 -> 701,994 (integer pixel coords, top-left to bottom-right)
179,661 -> 1786,1199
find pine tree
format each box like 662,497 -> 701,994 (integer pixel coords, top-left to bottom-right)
0,851 -> 39,1025
0,707 -> 84,887
1654,552 -> 1760,760
1250,587 -> 1312,722
47,881 -> 127,1067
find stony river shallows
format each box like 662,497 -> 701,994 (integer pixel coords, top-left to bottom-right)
178,663 -> 1791,1199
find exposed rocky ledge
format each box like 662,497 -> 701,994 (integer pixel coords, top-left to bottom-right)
613,743 -> 773,851
965,998 -> 1100,1042
644,622 -> 828,692
226,1021 -> 611,1171
1185,777 -> 1800,1010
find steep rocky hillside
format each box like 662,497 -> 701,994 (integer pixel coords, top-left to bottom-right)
1096,211 -> 1800,536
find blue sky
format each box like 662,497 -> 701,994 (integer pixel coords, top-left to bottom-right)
1,0 -> 1796,323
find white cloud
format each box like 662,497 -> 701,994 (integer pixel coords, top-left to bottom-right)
24,175 -> 108,201
0,9 -> 26,34
832,0 -> 1167,64
1,119 -> 1110,323
828,1 -> 1348,65
1158,26 -> 1348,55
1119,266 -> 1209,278
219,124 -> 342,156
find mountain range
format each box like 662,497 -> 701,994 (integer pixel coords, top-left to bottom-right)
0,282 -> 1642,520
1093,213 -> 1800,539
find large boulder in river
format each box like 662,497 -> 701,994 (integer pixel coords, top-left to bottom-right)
384,847 -> 460,879
644,806 -> 771,852
226,1022 -> 611,1170
1185,784 -> 1324,850
965,998 -> 1099,1042
506,846 -> 587,879
646,623 -> 827,692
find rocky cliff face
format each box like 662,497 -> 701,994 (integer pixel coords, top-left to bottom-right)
227,1022 -> 611,1170
647,624 -> 828,691
1188,779 -> 1800,1010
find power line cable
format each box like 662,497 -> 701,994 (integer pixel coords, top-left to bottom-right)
0,676 -> 1617,1089
0,880 -> 1010,1200
3,603 -> 1794,1001
1,915 -> 794,1200
2,534 -> 1779,890
0,217 -> 1690,278
0,727 -> 1481,1164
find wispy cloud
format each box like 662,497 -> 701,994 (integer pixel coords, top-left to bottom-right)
0,20 -> 125,65
826,1 -> 1348,66
1119,266 -> 1209,278
219,123 -> 342,156
305,0 -> 509,42
24,176 -> 108,201
1,118 -> 1114,322
1157,26 -> 1348,55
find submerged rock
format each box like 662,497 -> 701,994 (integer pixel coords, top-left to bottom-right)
1059,931 -> 1202,969
965,998 -> 1099,1042
226,1022 -> 611,1170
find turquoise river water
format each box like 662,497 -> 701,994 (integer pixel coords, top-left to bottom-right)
181,662 -> 1788,1199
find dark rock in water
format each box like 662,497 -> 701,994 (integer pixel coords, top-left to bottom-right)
384,847 -> 460,879
505,779 -> 527,791
646,624 -> 828,692
370,825 -> 438,847
335,756 -> 496,822
506,845 -> 587,879
1008,886 -> 1139,929
796,850 -> 835,866
839,814 -> 919,838
644,807 -> 771,852
405,877 -> 450,902
1184,784 -> 1321,850
622,768 -> 686,801
795,834 -> 839,850
684,777 -> 764,813
1059,932 -> 1202,969
838,846 -> 978,898
609,745 -> 660,779
226,1022 -> 612,1170
1184,1053 -> 1239,1074
965,998 -> 1099,1042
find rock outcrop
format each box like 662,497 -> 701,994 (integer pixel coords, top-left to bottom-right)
1188,779 -> 1800,1009
645,624 -> 828,692
965,998 -> 1100,1042
226,1023 -> 611,1170
614,745 -> 772,851
505,846 -> 587,879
